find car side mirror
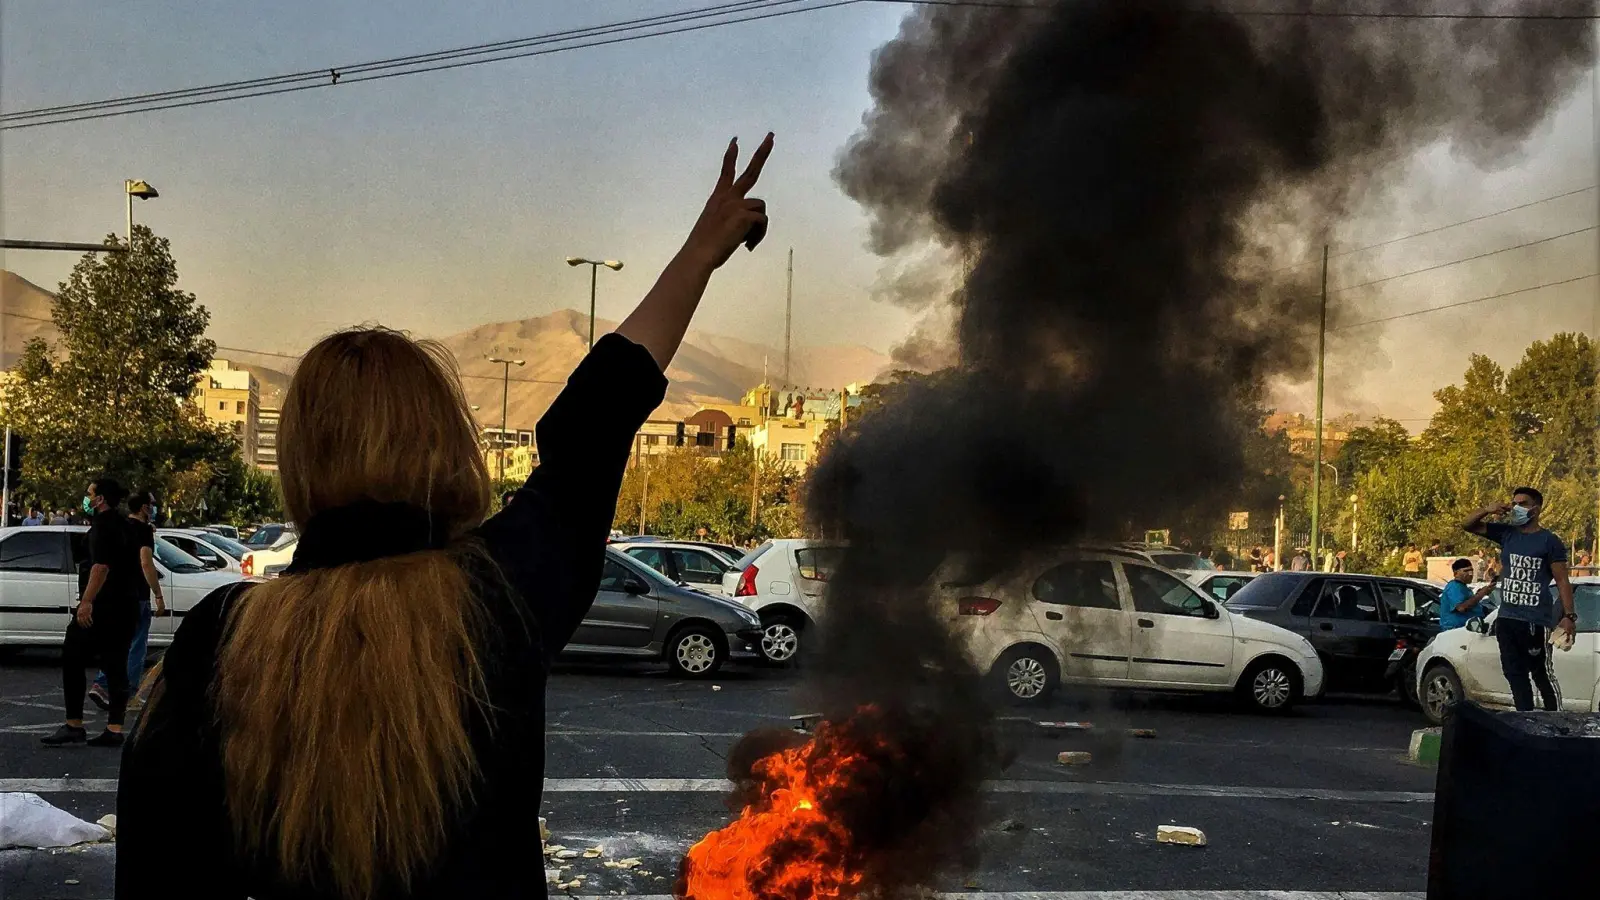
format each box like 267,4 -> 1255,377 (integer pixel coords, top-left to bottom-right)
623,578 -> 649,596
1202,599 -> 1220,619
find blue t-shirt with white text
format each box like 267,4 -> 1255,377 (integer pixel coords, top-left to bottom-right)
1482,522 -> 1567,626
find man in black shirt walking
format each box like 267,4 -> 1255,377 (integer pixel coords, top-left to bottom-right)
43,476 -> 142,747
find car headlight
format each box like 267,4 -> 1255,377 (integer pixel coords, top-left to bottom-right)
740,609 -> 761,627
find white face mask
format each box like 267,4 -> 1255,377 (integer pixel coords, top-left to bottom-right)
1507,504 -> 1531,526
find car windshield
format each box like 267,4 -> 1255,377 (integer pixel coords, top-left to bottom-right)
1151,552 -> 1215,571
245,526 -> 281,547
614,550 -> 677,587
732,542 -> 772,571
194,531 -> 250,559
154,538 -> 210,574
1223,572 -> 1303,608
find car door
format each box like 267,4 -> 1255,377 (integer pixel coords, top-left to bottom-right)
0,530 -> 74,641
567,557 -> 659,650
671,548 -> 730,592
1027,558 -> 1131,683
1123,561 -> 1235,686
794,546 -> 841,607
1306,578 -> 1394,689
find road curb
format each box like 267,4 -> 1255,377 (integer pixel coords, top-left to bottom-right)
1408,727 -> 1441,765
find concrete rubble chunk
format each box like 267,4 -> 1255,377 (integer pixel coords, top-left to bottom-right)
618,857 -> 643,868
1037,720 -> 1093,730
554,849 -> 581,860
583,848 -> 603,859
1156,825 -> 1207,847
1056,751 -> 1093,766
538,816 -> 549,843
1128,728 -> 1157,739
96,814 -> 118,839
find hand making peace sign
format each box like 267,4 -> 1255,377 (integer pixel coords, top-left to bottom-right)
681,132 -> 773,270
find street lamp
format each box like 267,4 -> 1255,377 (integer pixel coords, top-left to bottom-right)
566,257 -> 624,350
486,357 -> 524,483
125,179 -> 158,246
1320,461 -> 1340,491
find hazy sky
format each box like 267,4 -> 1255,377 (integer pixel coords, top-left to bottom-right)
3,1 -> 1598,427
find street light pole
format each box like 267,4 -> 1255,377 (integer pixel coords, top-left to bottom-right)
125,179 -> 159,246
487,356 -> 525,483
566,257 -> 624,350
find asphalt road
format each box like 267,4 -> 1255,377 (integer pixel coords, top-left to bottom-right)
0,648 -> 1436,900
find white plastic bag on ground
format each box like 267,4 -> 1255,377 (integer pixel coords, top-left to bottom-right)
0,793 -> 110,849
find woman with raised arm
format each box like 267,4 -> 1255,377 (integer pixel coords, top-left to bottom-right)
116,134 -> 773,900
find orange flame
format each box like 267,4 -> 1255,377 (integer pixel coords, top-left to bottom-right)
677,716 -> 890,900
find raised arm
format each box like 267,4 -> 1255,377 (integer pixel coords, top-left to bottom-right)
617,133 -> 772,371
1463,502 -> 1509,536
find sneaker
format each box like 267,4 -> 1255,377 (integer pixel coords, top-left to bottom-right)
86,730 -> 125,748
41,724 -> 87,746
87,684 -> 110,711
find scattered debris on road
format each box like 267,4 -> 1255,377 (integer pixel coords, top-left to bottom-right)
1156,825 -> 1207,847
1127,728 -> 1158,739
1056,751 -> 1093,766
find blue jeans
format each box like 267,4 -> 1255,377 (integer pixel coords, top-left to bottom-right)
94,602 -> 152,697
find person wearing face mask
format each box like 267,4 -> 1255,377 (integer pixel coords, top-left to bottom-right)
42,477 -> 143,747
1463,486 -> 1577,712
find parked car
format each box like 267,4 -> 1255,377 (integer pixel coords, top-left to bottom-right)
0,526 -> 246,646
678,540 -> 743,561
1223,571 -> 1440,700
1415,579 -> 1600,725
1188,570 -> 1258,604
199,524 -> 241,541
243,523 -> 296,550
1088,543 -> 1218,573
721,539 -> 845,664
158,528 -> 249,573
241,538 -> 299,578
559,548 -> 764,677
620,542 -> 738,595
941,550 -> 1323,712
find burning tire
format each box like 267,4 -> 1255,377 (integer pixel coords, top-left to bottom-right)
992,645 -> 1058,706
1238,657 -> 1300,714
667,625 -> 724,678
759,614 -> 803,665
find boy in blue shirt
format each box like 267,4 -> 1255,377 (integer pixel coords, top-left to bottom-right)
1439,557 -> 1493,631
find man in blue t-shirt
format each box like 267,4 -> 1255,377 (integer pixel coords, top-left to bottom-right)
1463,486 -> 1577,711
1439,557 -> 1494,631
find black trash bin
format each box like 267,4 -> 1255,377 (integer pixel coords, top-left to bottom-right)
1429,701 -> 1600,899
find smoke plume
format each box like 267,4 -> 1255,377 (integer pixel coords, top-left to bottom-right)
739,0 -> 1594,897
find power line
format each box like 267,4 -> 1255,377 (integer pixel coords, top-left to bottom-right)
1331,273 -> 1599,331
1330,225 -> 1597,294
1,0 -> 855,130
4,1 -> 1593,130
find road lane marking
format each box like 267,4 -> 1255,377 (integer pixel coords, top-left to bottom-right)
0,776 -> 1431,803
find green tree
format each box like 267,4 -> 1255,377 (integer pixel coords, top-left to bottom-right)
0,226 -> 262,522
1505,331 -> 1596,480
612,440 -> 800,544
1335,416 -> 1411,480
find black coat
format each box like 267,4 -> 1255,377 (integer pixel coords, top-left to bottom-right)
116,335 -> 666,899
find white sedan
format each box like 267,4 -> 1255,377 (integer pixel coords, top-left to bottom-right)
1415,577 -> 1600,725
0,525 -> 247,646
942,550 -> 1324,712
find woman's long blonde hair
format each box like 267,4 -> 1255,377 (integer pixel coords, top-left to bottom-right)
216,327 -> 493,898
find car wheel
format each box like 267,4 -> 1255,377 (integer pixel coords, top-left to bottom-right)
1239,657 -> 1300,714
759,614 -> 802,665
992,645 -> 1058,706
1420,663 -> 1462,727
667,626 -> 723,678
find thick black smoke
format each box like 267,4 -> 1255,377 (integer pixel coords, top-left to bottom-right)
751,0 -> 1592,896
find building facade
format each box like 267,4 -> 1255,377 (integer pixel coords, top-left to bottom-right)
256,407 -> 280,471
197,360 -> 260,467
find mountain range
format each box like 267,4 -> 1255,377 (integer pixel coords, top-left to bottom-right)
0,270 -> 889,429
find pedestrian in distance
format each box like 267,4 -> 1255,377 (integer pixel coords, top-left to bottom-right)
21,505 -> 43,526
88,491 -> 166,713
1463,486 -> 1577,712
116,133 -> 774,900
48,509 -> 69,525
1470,547 -> 1489,582
1290,549 -> 1309,571
1402,544 -> 1424,576
1439,558 -> 1495,632
41,477 -> 143,748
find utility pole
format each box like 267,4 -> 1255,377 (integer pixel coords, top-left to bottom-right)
750,450 -> 761,528
1310,245 -> 1329,571
784,248 -> 793,386
487,356 -> 525,484
2,426 -> 11,529
640,458 -> 650,535
1591,28 -> 1600,562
